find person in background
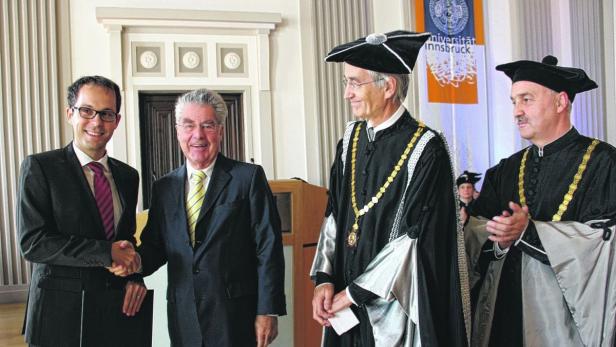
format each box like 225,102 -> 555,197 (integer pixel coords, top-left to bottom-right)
457,170 -> 482,209
18,75 -> 145,347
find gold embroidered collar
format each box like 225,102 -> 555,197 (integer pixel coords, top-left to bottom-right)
347,121 -> 425,247
518,139 -> 599,221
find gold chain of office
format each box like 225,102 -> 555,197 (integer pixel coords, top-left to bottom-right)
518,139 -> 599,221
347,122 -> 425,247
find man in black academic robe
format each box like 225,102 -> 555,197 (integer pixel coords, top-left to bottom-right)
466,56 -> 616,347
310,30 -> 469,347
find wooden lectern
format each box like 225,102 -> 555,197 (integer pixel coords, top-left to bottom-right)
269,179 -> 327,347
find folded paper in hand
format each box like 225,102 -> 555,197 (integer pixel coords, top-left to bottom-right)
328,307 -> 359,335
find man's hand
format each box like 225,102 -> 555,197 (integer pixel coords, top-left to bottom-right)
486,201 -> 529,249
312,283 -> 334,326
108,240 -> 140,276
122,281 -> 147,316
255,315 -> 278,347
329,289 -> 352,314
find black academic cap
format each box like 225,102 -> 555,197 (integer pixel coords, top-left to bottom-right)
456,171 -> 482,186
325,30 -> 431,74
496,55 -> 597,102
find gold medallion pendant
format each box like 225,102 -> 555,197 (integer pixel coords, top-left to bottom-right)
347,230 -> 358,247
347,222 -> 359,247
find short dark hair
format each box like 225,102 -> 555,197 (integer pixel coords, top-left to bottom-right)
67,75 -> 122,113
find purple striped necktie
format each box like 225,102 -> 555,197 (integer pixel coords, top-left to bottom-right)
88,162 -> 115,240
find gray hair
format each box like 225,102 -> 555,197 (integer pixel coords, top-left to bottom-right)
367,70 -> 409,103
174,88 -> 228,124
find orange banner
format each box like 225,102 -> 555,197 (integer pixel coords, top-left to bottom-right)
415,0 -> 484,104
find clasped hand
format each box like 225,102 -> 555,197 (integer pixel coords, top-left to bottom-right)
486,201 -> 530,249
312,284 -> 353,327
107,240 -> 141,277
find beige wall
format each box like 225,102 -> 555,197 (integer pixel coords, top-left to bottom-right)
68,0 -> 311,183
65,0 -> 449,186
72,0 -> 616,187
68,2 -> 310,345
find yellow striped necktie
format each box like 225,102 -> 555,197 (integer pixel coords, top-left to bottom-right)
186,170 -> 206,246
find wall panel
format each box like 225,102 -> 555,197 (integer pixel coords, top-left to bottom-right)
570,0 -> 605,140
0,0 -> 66,303
314,0 -> 373,183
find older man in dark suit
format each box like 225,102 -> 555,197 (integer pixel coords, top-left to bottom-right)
138,88 -> 286,347
18,75 -> 146,346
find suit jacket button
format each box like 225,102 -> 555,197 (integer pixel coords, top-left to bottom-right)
193,268 -> 200,274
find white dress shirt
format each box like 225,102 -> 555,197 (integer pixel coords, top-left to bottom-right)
185,158 -> 217,200
365,104 -> 406,140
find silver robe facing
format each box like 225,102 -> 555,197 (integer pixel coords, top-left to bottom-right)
467,218 -> 616,347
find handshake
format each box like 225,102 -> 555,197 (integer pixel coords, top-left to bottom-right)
108,240 -> 141,277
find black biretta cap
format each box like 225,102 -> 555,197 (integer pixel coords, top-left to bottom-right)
456,171 -> 482,187
496,55 -> 597,102
325,30 -> 431,74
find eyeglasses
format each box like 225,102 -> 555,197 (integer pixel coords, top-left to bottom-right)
71,106 -> 118,122
176,121 -> 220,134
341,77 -> 384,90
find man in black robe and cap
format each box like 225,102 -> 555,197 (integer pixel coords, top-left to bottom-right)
466,56 -> 616,347
457,170 -> 482,209
310,30 -> 469,347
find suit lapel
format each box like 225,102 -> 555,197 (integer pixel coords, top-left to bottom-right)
108,158 -> 127,211
65,144 -> 106,238
196,155 -> 231,227
193,156 -> 231,254
171,165 -> 192,245
108,158 -> 127,240
172,165 -> 188,221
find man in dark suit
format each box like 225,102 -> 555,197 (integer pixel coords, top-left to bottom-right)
138,88 -> 286,347
18,75 -> 146,346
